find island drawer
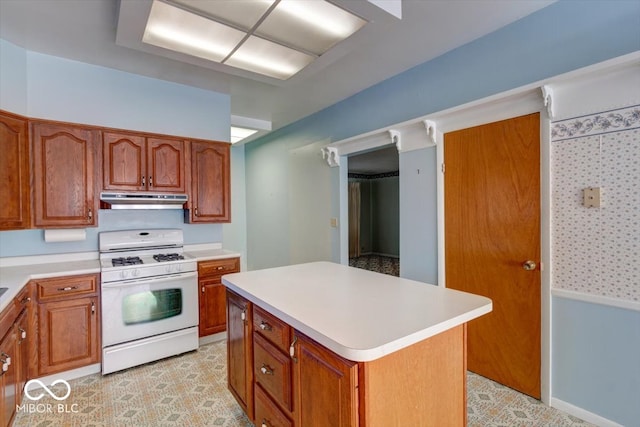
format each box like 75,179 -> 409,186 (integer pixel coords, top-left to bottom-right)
255,384 -> 293,427
253,333 -> 293,412
253,305 -> 291,354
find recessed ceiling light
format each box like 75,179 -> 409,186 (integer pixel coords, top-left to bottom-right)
230,126 -> 258,143
143,0 -> 367,80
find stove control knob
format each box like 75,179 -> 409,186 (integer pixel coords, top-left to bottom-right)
120,270 -> 129,279
132,269 -> 140,277
176,264 -> 182,273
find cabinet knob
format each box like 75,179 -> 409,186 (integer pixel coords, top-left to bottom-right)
260,364 -> 274,375
91,301 -> 96,315
88,208 -> 93,220
57,286 -> 78,292
19,328 -> 26,340
149,176 -> 153,187
20,297 -> 31,305
290,336 -> 298,362
261,420 -> 270,427
259,321 -> 272,331
142,176 -> 146,186
1,352 -> 10,366
240,309 -> 246,322
195,207 -> 199,216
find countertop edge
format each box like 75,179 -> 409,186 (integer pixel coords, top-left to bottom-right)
222,278 -> 492,362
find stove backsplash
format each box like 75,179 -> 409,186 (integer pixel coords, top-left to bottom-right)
0,210 -> 223,258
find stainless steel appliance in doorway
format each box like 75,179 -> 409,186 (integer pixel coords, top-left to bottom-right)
99,229 -> 198,374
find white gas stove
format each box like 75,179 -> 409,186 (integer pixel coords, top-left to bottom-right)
99,229 -> 199,374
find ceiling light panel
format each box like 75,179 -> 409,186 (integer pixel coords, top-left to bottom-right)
143,0 -> 245,62
171,0 -> 275,31
256,0 -> 366,55
225,35 -> 315,80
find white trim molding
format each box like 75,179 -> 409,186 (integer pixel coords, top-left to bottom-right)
541,85 -> 555,119
321,146 -> 340,167
550,398 -> 624,427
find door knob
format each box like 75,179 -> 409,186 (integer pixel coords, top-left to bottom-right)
522,260 -> 537,271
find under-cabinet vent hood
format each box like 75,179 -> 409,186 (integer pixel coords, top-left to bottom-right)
100,192 -> 188,209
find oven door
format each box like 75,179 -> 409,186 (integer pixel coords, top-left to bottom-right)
101,271 -> 198,347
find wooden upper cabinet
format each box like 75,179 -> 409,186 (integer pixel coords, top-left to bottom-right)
187,140 -> 230,223
31,122 -> 100,228
0,111 -> 30,230
103,133 -> 186,193
147,137 -> 186,193
103,132 -> 146,191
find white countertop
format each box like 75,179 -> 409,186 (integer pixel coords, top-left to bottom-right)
222,261 -> 492,362
0,246 -> 240,312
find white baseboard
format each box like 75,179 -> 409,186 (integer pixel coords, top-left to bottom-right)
550,397 -> 623,427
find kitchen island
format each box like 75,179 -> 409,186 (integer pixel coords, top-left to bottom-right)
222,261 -> 492,427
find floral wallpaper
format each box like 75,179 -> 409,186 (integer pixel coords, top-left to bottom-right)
551,105 -> 639,302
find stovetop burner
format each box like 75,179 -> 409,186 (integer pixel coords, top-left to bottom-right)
112,256 -> 143,266
153,253 -> 185,262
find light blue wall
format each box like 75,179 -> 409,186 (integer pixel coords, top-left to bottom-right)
0,39 -> 27,114
552,297 -> 640,426
223,145 -> 248,271
371,177 -> 399,257
244,1 -> 640,423
0,41 -> 235,257
400,148 -> 437,284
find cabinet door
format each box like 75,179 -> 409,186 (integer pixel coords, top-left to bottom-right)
295,334 -> 358,427
0,328 -> 17,427
14,310 -> 28,407
146,137 -> 186,193
38,296 -> 100,376
199,278 -> 227,337
188,141 -> 230,223
227,290 -> 254,420
103,132 -> 146,191
0,111 -> 30,230
31,122 -> 100,227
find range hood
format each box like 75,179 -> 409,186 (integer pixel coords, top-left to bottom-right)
100,192 -> 188,210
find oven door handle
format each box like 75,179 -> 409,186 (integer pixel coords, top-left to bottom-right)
102,271 -> 197,288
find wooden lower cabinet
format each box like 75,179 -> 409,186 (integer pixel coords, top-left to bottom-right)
226,290 -> 254,420
0,326 -> 18,427
227,296 -> 468,427
34,274 -> 100,376
199,258 -> 240,337
295,334 -> 358,427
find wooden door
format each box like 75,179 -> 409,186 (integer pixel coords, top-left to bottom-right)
188,141 -> 231,223
38,296 -> 100,376
0,328 -> 17,427
147,137 -> 186,193
103,131 -> 146,191
31,122 -> 99,227
14,310 -> 29,407
0,111 -> 30,230
444,112 -> 540,398
295,333 -> 358,427
199,278 -> 227,336
226,290 -> 254,419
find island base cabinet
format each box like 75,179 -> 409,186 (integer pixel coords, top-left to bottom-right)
294,333 -> 359,427
359,324 -> 467,427
226,290 -> 254,421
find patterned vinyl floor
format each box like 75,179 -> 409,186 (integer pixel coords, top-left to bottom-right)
14,340 -> 594,427
349,254 -> 400,276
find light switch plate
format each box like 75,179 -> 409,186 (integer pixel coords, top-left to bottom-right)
583,187 -> 601,208
330,218 -> 339,228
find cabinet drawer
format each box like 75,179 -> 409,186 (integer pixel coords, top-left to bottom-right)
254,305 -> 292,354
255,384 -> 293,427
35,274 -> 98,301
198,257 -> 240,277
254,333 -> 293,412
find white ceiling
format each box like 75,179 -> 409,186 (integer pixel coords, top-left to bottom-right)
0,0 -> 555,143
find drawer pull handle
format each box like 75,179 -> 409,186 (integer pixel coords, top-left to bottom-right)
20,297 -> 31,305
259,321 -> 272,331
57,286 -> 78,292
217,266 -> 224,270
260,364 -> 274,375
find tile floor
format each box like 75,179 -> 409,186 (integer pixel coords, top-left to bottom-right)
13,340 -> 595,427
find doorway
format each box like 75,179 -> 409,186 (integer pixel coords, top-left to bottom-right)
444,113 -> 541,399
348,145 -> 400,276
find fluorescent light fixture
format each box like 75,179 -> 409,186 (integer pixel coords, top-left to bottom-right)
230,126 -> 258,143
144,1 -> 244,62
142,0 -> 367,80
